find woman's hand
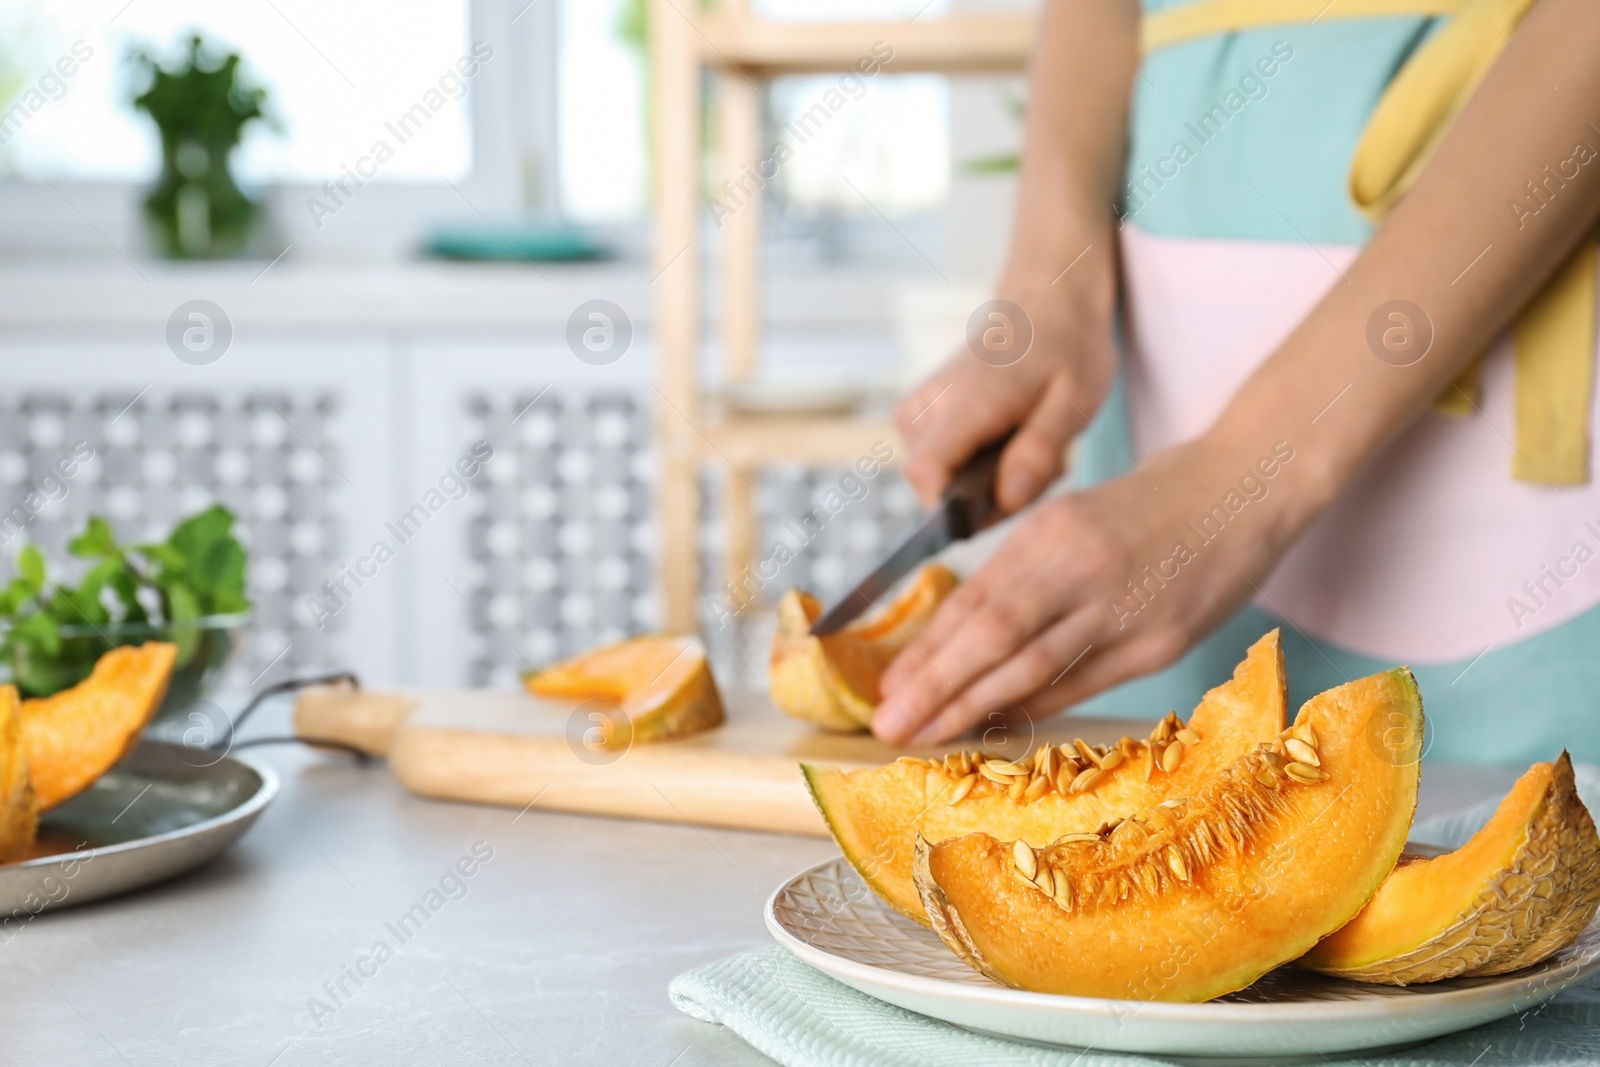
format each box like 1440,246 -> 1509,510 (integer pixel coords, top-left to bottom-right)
893,0 -> 1136,514
895,272 -> 1118,515
902,278 -> 1113,515
871,434 -> 1319,745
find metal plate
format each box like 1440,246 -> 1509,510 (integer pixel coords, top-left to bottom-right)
0,741 -> 277,915
767,857 -> 1600,1063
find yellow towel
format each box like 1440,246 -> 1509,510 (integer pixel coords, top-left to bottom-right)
1142,0 -> 1596,484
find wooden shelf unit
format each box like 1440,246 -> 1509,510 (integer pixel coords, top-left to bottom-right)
649,2 -> 1036,631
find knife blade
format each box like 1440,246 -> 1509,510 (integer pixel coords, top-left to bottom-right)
809,432 -> 1012,636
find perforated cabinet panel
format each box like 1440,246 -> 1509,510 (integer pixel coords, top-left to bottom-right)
0,384 -> 916,692
0,389 -> 345,689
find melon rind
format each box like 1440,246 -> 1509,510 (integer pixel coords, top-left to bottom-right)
1301,750 -> 1600,983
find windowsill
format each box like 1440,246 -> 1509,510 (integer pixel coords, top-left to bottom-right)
0,255 -> 959,332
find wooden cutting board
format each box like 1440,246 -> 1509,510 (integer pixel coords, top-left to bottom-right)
295,684 -> 1155,837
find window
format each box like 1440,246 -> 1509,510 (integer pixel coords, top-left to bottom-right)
760,0 -> 948,216
1,0 -> 956,251
554,0 -> 952,224
0,0 -> 473,183
557,0 -> 646,222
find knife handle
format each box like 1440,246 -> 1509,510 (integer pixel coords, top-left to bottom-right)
941,430 -> 1015,538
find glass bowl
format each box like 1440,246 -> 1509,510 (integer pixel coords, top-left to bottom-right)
13,612 -> 251,723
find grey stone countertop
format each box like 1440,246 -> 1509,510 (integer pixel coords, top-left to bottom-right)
0,718 -> 1524,1067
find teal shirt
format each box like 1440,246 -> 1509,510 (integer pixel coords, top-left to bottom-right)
1068,5 -> 1599,766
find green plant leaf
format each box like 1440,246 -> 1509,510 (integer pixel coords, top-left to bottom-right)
17,544 -> 45,594
108,569 -> 149,623
135,542 -> 187,572
49,583 -> 109,629
68,516 -> 119,559
164,580 -> 203,667
11,610 -> 61,656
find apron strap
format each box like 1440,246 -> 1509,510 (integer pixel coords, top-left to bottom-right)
1141,0 -> 1468,54
1142,0 -> 1596,485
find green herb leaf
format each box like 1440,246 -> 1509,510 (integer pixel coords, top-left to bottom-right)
68,517 -> 119,559
11,610 -> 61,656
17,544 -> 45,594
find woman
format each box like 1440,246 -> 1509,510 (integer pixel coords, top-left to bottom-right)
871,0 -> 1600,764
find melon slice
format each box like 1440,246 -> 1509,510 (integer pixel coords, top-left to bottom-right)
23,642 -> 177,811
915,667 -> 1424,1001
0,684 -> 37,864
1301,751 -> 1600,983
524,634 -> 724,747
770,563 -> 958,732
805,629 -> 1287,926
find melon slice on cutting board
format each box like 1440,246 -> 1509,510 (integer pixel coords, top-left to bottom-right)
525,634 -> 725,748
769,564 -> 957,732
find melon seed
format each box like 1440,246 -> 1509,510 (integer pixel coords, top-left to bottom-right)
948,773 -> 977,804
1053,872 -> 1074,909
1161,740 -> 1185,773
985,759 -> 1027,776
1285,738 -> 1321,767
1008,775 -> 1027,803
1012,839 -> 1038,879
1166,849 -> 1189,881
1261,751 -> 1287,771
1058,832 -> 1101,843
1176,727 -> 1201,746
1255,767 -> 1282,789
1024,774 -> 1050,802
1074,739 -> 1101,768
1293,722 -> 1318,748
1100,749 -> 1126,772
1055,765 -> 1075,795
1285,762 -> 1330,784
1145,745 -> 1158,781
1071,766 -> 1104,793
1033,865 -> 1055,897
979,763 -> 1013,785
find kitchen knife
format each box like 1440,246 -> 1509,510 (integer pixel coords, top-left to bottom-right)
809,432 -> 1012,635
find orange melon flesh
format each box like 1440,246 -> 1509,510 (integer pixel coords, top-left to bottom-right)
22,642 -> 177,811
770,564 -> 958,732
0,685 -> 37,863
916,668 -> 1423,1001
1301,751 -> 1600,983
524,634 -> 724,746
805,629 -> 1287,926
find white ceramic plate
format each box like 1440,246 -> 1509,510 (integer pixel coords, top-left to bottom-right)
766,857 -> 1600,1064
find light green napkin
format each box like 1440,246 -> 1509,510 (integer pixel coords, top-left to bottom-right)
670,765 -> 1600,1067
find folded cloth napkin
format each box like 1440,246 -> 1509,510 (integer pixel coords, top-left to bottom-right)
670,764 -> 1600,1067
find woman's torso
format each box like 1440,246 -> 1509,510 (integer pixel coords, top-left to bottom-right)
1078,0 -> 1600,763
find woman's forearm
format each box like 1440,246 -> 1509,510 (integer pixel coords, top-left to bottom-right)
1211,0 -> 1600,543
999,0 -> 1138,303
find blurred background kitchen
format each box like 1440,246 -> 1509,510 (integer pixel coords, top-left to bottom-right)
0,0 -> 1040,702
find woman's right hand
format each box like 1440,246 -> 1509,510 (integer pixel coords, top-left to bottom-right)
894,269 -> 1119,514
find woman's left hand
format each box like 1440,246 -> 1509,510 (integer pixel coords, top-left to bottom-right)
870,434 -> 1315,745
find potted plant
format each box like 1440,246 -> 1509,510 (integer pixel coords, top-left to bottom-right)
129,35 -> 273,259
